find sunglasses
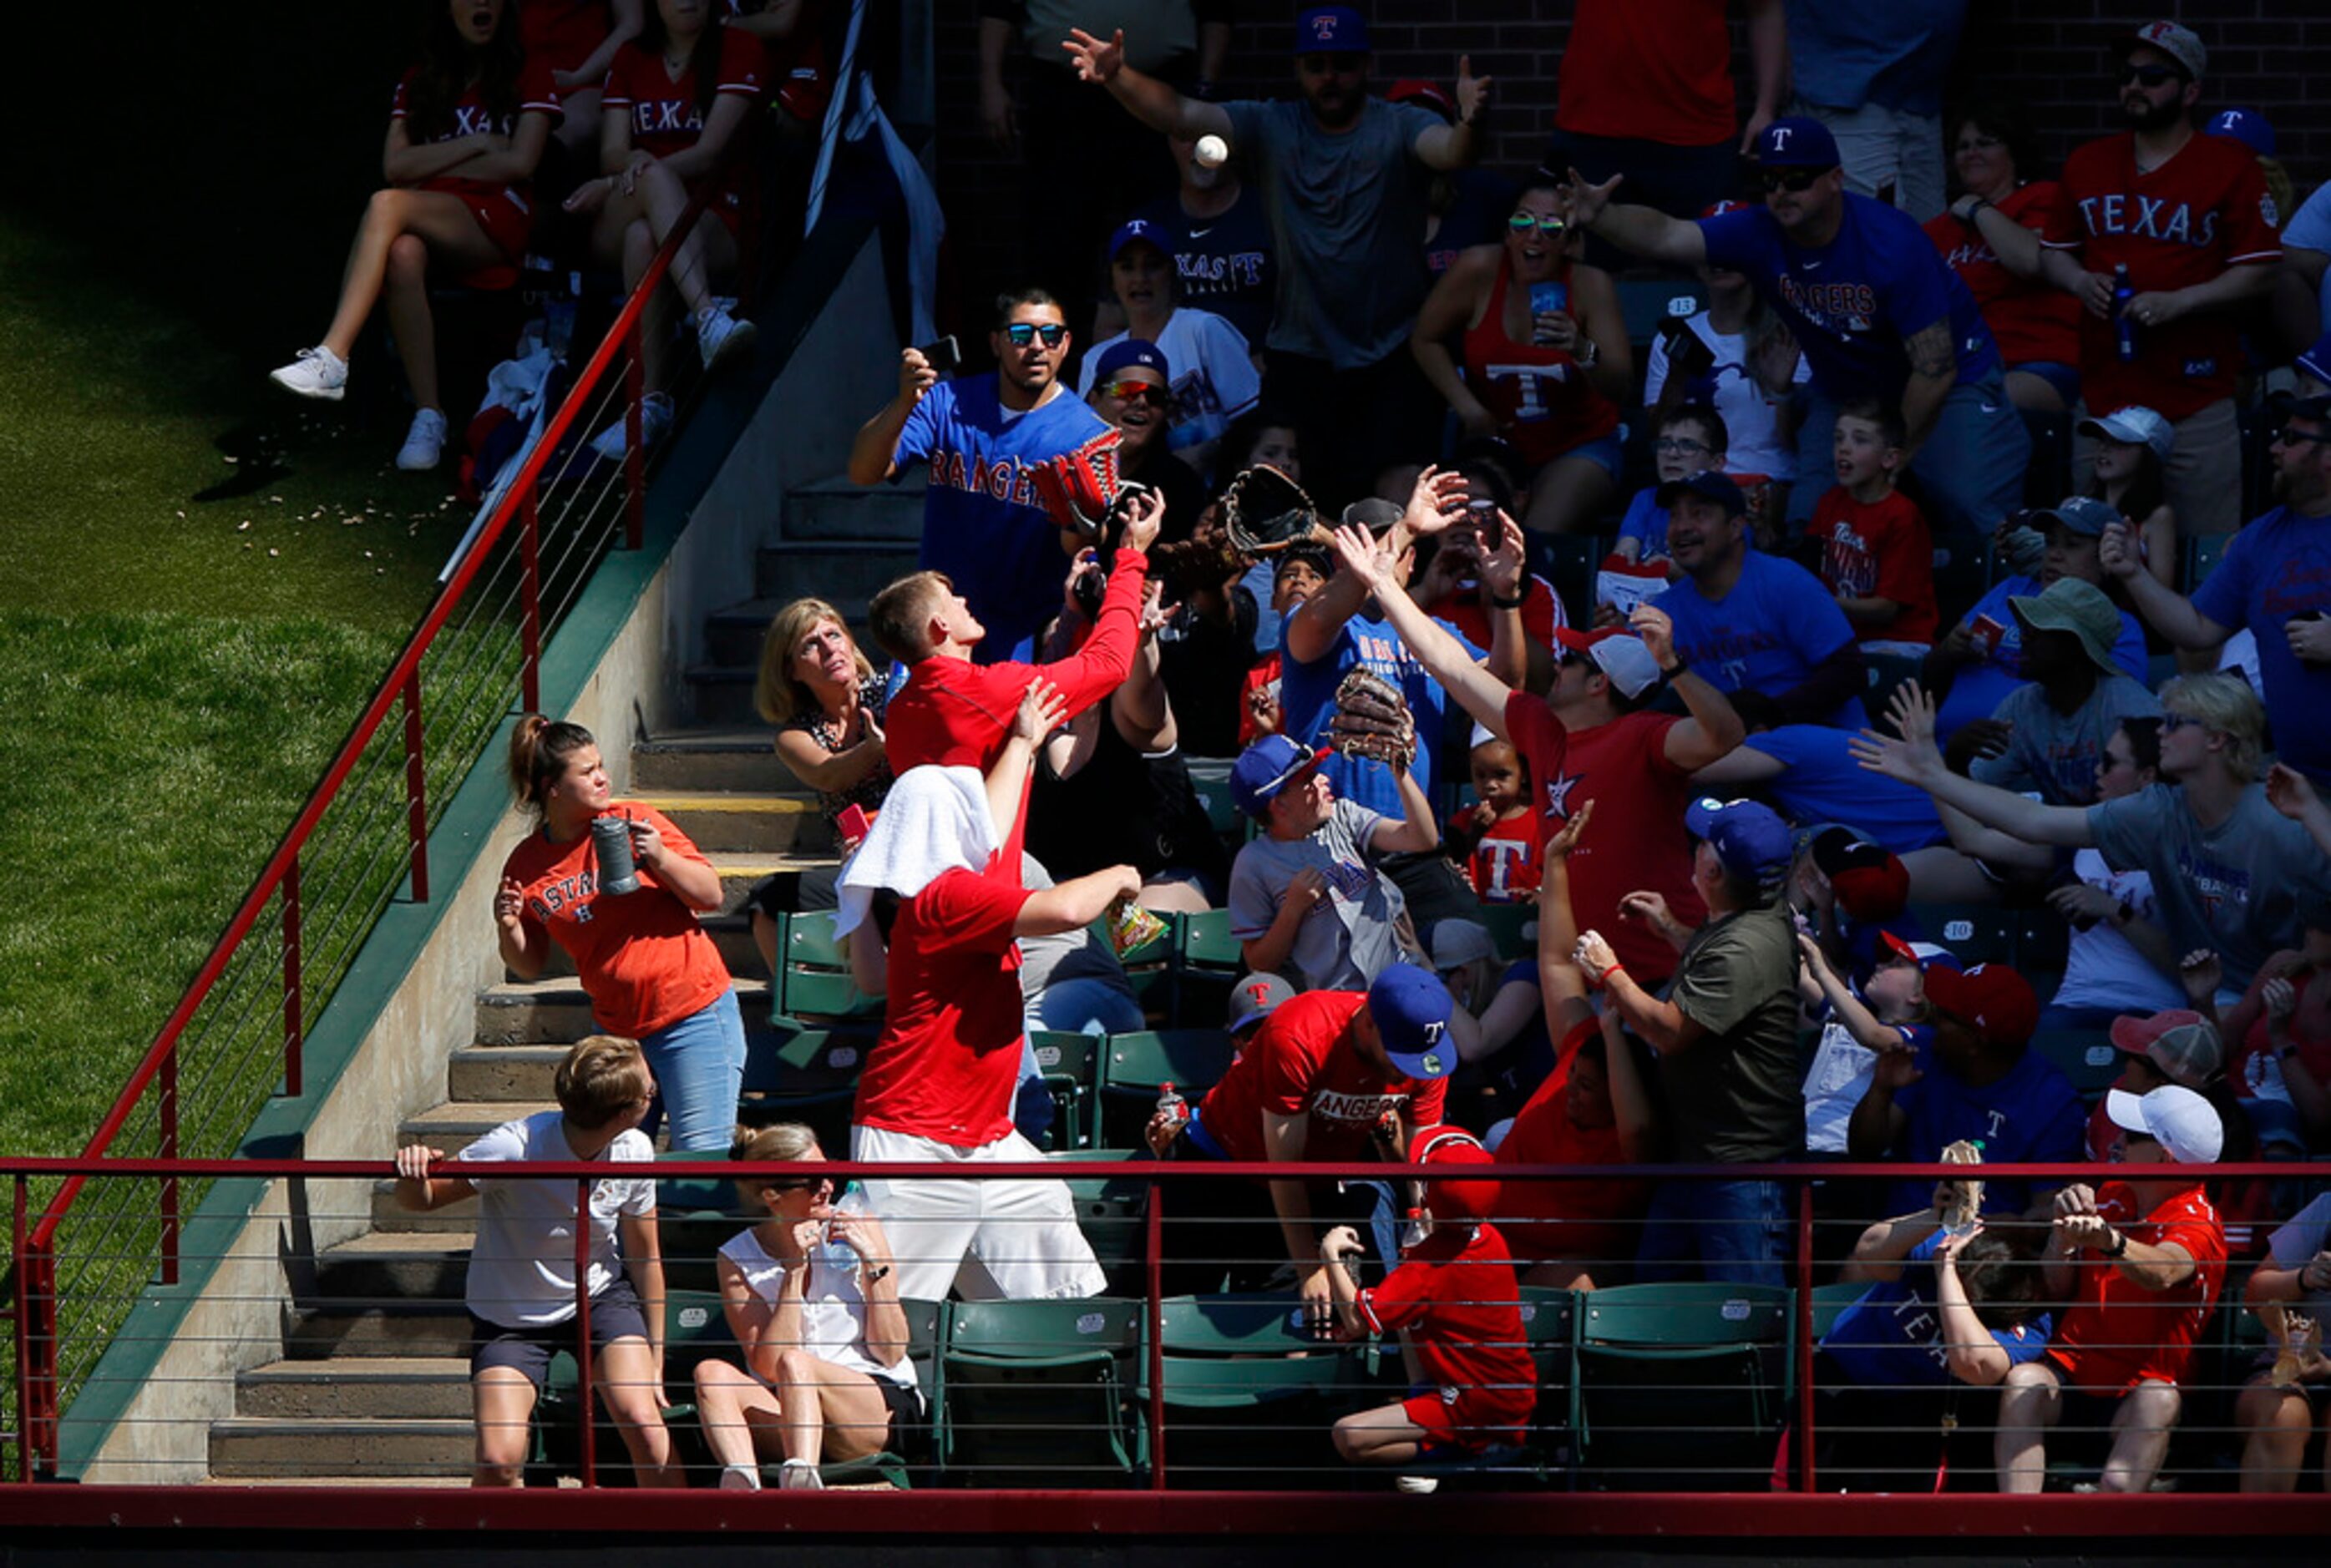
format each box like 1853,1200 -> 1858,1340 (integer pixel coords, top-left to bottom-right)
1003,321 -> 1068,348
2120,63 -> 2184,87
1508,211 -> 1569,235
2160,712 -> 2203,734
1759,167 -> 1830,195
763,1176 -> 827,1193
2270,426 -> 2327,450
1102,379 -> 1171,407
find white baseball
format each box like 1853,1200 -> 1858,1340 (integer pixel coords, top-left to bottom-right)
1193,134 -> 1229,169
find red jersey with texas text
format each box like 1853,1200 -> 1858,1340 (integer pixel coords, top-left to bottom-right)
600,28 -> 763,161
1923,180 -> 2083,370
1461,810 -> 1543,903
1813,486 -> 1938,645
1194,990 -> 1447,1165
1358,1223 -> 1537,1440
2045,131 -> 2281,420
2045,1181 -> 2225,1391
390,56 -> 563,204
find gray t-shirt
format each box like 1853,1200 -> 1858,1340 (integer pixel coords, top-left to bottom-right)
1971,675 -> 2160,806
2087,783 -> 2331,992
1219,96 -> 1445,367
1228,797 -> 1414,990
1016,854 -> 1134,1004
1664,902 -> 1807,1162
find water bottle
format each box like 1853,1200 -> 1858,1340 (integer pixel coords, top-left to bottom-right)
1401,1206 -> 1429,1252
1155,1082 -> 1188,1135
590,814 -> 641,895
2111,264 -> 2138,363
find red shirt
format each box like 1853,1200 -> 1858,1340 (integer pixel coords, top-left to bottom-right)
2045,131 -> 2282,420
1502,695 -> 1704,984
1923,182 -> 2083,371
1458,810 -> 1543,903
1237,655 -> 1280,749
518,0 -> 610,74
499,805 -> 731,1037
1813,486 -> 1938,645
1194,991 -> 1447,1166
1556,0 -> 1736,147
1358,1223 -> 1537,1438
1461,264 -> 1622,469
390,57 -> 563,197
601,29 -> 763,161
1494,1022 -> 1653,1264
2045,1181 -> 2225,1391
853,862 -> 1031,1148
1428,573 -> 1567,654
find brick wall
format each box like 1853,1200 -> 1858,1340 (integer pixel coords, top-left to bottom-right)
930,1 -> 2329,316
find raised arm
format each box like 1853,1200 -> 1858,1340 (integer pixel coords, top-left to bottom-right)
1798,933 -> 1910,1053
1370,765 -> 1442,856
1411,55 -> 1492,172
1572,926 -> 1704,1057
1741,0 -> 1786,150
1062,28 -> 1233,139
2100,521 -> 2232,650
986,680 -> 1069,842
847,348 -> 937,485
1033,492 -> 1163,711
1850,685 -> 2094,849
1565,171 -> 1709,271
1931,1230 -> 2018,1386
1326,512 -> 1518,737
1636,604 -> 1745,769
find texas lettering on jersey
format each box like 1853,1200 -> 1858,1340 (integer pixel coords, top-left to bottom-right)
2076,193 -> 2220,250
1478,361 -> 1578,422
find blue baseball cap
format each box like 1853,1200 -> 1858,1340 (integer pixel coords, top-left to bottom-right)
1107,217 -> 1169,261
1231,734 -> 1328,819
1684,796 -> 1795,890
2297,331 -> 2331,387
1755,116 -> 1841,170
2028,494 -> 2123,538
1366,964 -> 1456,1080
2207,107 -> 2275,159
1294,7 -> 1370,54
1094,338 -> 1170,383
1655,469 -> 1748,518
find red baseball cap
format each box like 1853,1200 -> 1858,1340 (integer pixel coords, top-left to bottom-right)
1413,1125 -> 1500,1226
1812,829 -> 1910,923
1923,963 -> 2039,1050
1386,79 -> 1454,123
2108,1009 -> 2222,1089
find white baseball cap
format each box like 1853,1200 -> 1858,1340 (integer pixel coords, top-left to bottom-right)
2106,1085 -> 2223,1166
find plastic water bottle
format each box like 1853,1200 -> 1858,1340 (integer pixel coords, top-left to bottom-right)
1155,1082 -> 1188,1135
1401,1206 -> 1429,1252
2111,264 -> 2138,363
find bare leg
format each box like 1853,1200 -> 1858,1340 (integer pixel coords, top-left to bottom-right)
1521,1258 -> 1599,1291
2003,369 -> 2067,415
383,234 -> 443,413
694,1357 -> 785,1470
595,1336 -> 682,1487
1994,1359 -> 2063,1495
2236,1378 -> 2311,1493
471,1367 -> 538,1488
2099,1379 -> 2180,1494
773,1348 -> 896,1464
1332,1403 -> 1432,1465
1903,846 -> 2001,905
1523,453 -> 1619,538
321,189 -> 502,366
1138,878 -> 1213,916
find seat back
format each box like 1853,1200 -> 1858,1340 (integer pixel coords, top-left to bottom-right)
1907,902 -> 2019,969
737,1023 -> 872,1154
779,909 -> 883,1021
1573,1282 -> 1791,1490
2029,1025 -> 2122,1102
941,1297 -> 1145,1486
1054,1156 -> 1151,1296
1099,1030 -> 1239,1148
1028,1029 -> 1103,1151
1147,1293 -> 1362,1487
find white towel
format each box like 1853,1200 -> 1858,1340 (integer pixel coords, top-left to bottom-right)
832,766 -> 994,939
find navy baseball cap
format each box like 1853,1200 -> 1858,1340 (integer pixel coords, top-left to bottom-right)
1231,734 -> 1327,819
2028,494 -> 2122,538
1655,470 -> 1748,518
1367,964 -> 1457,1080
1295,7 -> 1370,54
2296,331 -> 2331,387
1755,116 -> 1841,170
1093,338 -> 1170,382
1107,218 -> 1170,261
2207,107 -> 2275,159
1684,796 -> 1795,889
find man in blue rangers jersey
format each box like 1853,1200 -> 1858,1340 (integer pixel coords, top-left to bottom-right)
1566,116 -> 2029,549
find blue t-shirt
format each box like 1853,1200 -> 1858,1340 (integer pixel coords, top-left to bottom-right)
1280,609 -> 1484,818
1660,549 -> 1863,727
1934,573 -> 2149,741
1699,195 -> 2001,404
891,375 -> 1116,660
1738,725 -> 1948,855
1617,488 -> 1670,558
1785,1 -> 1969,116
1887,1050 -> 2086,1217
1822,1231 -> 2053,1392
1127,183 -> 1278,351
2192,505 -> 2331,783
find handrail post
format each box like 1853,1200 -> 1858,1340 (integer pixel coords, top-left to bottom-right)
1146,1180 -> 1165,1490
520,486 -> 542,715
623,324 -> 646,550
159,1051 -> 180,1287
11,1176 -> 26,1482
402,671 -> 429,903
28,1247 -> 53,1476
281,858 -> 303,1099
1795,1179 -> 1816,1493
575,1177 -> 596,1488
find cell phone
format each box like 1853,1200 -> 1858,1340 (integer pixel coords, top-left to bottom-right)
1969,614 -> 2008,655
918,335 -> 960,373
836,803 -> 872,849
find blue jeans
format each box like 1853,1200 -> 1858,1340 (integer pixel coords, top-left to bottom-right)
1790,371 -> 2030,544
631,989 -> 746,1154
1634,1177 -> 1789,1287
1037,979 -> 1147,1036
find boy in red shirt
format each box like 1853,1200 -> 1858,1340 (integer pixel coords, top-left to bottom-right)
1994,1084 -> 2227,1494
1320,1125 -> 1538,1488
1814,399 -> 1938,655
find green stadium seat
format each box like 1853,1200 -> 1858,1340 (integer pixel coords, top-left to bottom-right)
1616,278 -> 1708,351
2029,1025 -> 2122,1101
1475,902 -> 1536,964
1517,1285 -> 1577,1447
1052,1152 -> 1152,1296
2184,531 -> 2234,591
1027,1029 -> 1102,1151
1908,902 -> 2019,969
1808,1279 -> 1867,1343
1143,1292 -> 1365,1487
941,1297 -> 1145,1486
661,1210 -> 743,1295
1572,1281 -> 1791,1490
737,1023 -> 872,1156
1178,908 -> 1244,974
1099,1030 -> 1239,1148
778,909 -> 882,1022
1185,760 -> 1241,842
1862,651 -> 1926,730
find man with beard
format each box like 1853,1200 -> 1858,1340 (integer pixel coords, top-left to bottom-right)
2100,394 -> 2331,787
849,289 -> 1118,660
1082,339 -> 1209,531
1957,21 -> 2281,536
1063,8 -> 1491,506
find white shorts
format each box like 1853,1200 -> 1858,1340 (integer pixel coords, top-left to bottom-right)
849,1124 -> 1108,1302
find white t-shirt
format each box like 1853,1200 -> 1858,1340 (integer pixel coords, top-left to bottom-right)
2048,849 -> 2184,1015
717,1221 -> 918,1386
1077,307 -> 1260,464
460,1110 -> 656,1328
1801,1009 -> 1923,1155
1643,311 -> 1812,482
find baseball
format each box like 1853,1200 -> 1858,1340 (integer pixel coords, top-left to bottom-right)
1193,134 -> 1229,169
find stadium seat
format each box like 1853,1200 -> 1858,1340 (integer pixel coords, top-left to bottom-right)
1475,902 -> 1536,964
1906,902 -> 2019,969
661,1210 -> 742,1294
1572,1281 -> 1792,1490
1143,1292 -> 1364,1487
1184,759 -> 1240,842
1862,650 -> 1926,730
2184,531 -> 2234,591
1028,1029 -> 1102,1151
940,1297 -> 1145,1486
1807,1279 -> 1867,1343
1051,1150 -> 1152,1296
1099,1030 -> 1240,1148
1517,1285 -> 1577,1453
737,1023 -> 873,1156
777,909 -> 882,1022
1615,278 -> 1708,353
1178,908 -> 1243,975
2029,1026 -> 2122,1102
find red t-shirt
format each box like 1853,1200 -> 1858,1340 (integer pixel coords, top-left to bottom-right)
390,57 -> 563,196
1556,0 -> 1736,147
1813,486 -> 1938,645
1429,573 -> 1566,654
2045,1181 -> 2226,1391
1923,181 -> 2083,371
1459,810 -> 1543,903
1494,1021 -> 1653,1264
601,29 -> 763,161
1461,265 -> 1621,469
518,0 -> 610,75
1237,655 -> 1280,749
2045,131 -> 2283,420
499,804 -> 732,1038
1502,695 -> 1703,984
853,862 -> 1032,1148
1358,1222 -> 1537,1439
1194,990 -> 1448,1165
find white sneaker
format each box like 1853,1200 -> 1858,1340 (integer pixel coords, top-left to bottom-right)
270,346 -> 347,402
718,1463 -> 763,1491
1394,1474 -> 1439,1495
777,1458 -> 823,1490
395,408 -> 448,472
697,305 -> 758,374
588,391 -> 673,463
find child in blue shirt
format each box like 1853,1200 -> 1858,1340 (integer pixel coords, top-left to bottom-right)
1614,404 -> 1729,566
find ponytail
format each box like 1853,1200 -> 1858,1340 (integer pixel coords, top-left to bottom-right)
507,714 -> 595,816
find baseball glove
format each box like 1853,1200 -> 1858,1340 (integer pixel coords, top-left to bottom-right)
1220,463 -> 1321,556
1330,667 -> 1415,771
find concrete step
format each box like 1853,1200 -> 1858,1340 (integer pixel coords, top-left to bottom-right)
370,1178 -> 480,1234
448,1043 -> 572,1102
686,665 -> 770,727
210,1417 -> 473,1478
237,1358 -> 474,1421
474,972 -> 778,1044
313,1231 -> 473,1301
750,539 -> 923,624
285,1302 -> 474,1360
398,1099 -> 561,1147
632,726 -> 802,792
631,789 -> 834,855
783,472 -> 925,540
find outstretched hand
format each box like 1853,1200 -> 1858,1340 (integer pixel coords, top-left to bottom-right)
1848,682 -> 1945,785
1454,54 -> 1493,125
1562,168 -> 1624,229
1478,511 -> 1528,600
2267,763 -> 2323,823
1545,798 -> 1594,859
1400,464 -> 1471,538
1328,524 -> 1396,598
1062,27 -> 1125,85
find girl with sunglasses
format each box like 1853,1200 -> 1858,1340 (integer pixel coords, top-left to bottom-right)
1410,182 -> 1631,536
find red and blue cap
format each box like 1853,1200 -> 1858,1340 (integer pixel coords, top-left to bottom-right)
1367,963 -> 1457,1080
1755,116 -> 1841,170
1295,7 -> 1370,54
1230,734 -> 1329,819
1685,796 -> 1795,891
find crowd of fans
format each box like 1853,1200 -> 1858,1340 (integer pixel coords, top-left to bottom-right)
391,3 -> 2331,1497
